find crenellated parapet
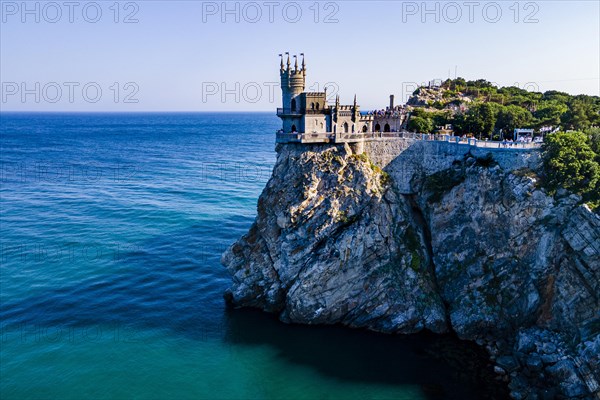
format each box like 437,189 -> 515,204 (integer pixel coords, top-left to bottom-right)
279,52 -> 306,91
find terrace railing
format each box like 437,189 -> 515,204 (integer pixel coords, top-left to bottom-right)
276,130 -> 542,149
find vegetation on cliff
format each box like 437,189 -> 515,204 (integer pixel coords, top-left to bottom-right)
408,79 -> 600,139
542,130 -> 600,211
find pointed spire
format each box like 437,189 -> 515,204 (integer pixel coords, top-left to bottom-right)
300,53 -> 305,71
279,53 -> 284,71
293,55 -> 298,72
353,94 -> 357,107
286,52 -> 290,71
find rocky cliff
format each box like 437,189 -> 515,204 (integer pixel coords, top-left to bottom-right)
222,140 -> 600,399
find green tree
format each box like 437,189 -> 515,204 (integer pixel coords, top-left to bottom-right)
542,132 -> 600,203
495,105 -> 533,138
534,101 -> 568,127
432,111 -> 451,127
562,97 -> 599,131
408,116 -> 433,133
466,103 -> 498,139
543,90 -> 571,104
586,127 -> 600,162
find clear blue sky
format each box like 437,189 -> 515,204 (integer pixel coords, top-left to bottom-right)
1,0 -> 599,111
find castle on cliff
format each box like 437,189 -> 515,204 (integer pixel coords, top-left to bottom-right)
276,53 -> 406,136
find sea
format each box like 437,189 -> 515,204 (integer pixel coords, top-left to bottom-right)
0,112 -> 508,400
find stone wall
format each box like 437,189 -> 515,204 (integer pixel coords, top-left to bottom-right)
364,139 -> 542,193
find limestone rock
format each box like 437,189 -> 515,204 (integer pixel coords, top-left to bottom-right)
222,141 -> 600,398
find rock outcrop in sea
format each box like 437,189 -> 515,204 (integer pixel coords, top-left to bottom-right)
222,139 -> 600,399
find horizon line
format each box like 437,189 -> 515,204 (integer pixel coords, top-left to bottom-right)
0,110 -> 278,113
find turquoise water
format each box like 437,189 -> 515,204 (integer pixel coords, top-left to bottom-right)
1,113 -> 506,399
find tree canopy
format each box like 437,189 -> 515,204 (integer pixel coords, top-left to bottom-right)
408,116 -> 433,133
410,79 -> 600,137
542,131 -> 600,210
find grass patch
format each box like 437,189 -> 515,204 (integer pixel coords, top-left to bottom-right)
350,153 -> 390,186
410,250 -> 421,271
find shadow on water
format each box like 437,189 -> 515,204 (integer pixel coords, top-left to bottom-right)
2,219 -> 508,400
223,308 -> 509,400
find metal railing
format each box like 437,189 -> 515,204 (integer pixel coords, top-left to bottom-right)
276,130 -> 542,149
276,108 -> 302,116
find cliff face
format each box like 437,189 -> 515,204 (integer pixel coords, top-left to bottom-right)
222,141 -> 600,399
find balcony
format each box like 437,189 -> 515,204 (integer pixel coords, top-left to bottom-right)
276,108 -> 302,116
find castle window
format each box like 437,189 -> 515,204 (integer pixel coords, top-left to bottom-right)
343,122 -> 349,133
291,124 -> 297,133
362,125 -> 368,133
315,103 -> 320,110
375,123 -> 381,132
384,123 -> 390,132
291,99 -> 296,111
311,102 -> 315,110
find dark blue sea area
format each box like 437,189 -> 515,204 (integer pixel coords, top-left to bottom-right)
0,112 -> 508,399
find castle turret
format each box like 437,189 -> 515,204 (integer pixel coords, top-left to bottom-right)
278,53 -> 307,133
280,52 -> 306,114
332,94 -> 340,123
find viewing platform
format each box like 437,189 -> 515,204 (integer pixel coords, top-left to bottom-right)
276,131 -> 542,150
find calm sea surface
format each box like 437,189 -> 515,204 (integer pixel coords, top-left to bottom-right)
0,112 -> 507,399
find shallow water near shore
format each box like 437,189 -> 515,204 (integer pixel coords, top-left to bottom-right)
1,112 -> 508,399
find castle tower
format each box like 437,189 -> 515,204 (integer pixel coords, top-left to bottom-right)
280,52 -> 306,113
278,53 -> 307,133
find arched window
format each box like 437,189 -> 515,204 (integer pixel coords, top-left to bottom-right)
375,123 -> 381,132
362,125 -> 368,133
311,102 -> 315,110
291,124 -> 297,133
384,123 -> 391,132
343,122 -> 349,133
291,99 -> 296,111
315,103 -> 320,110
